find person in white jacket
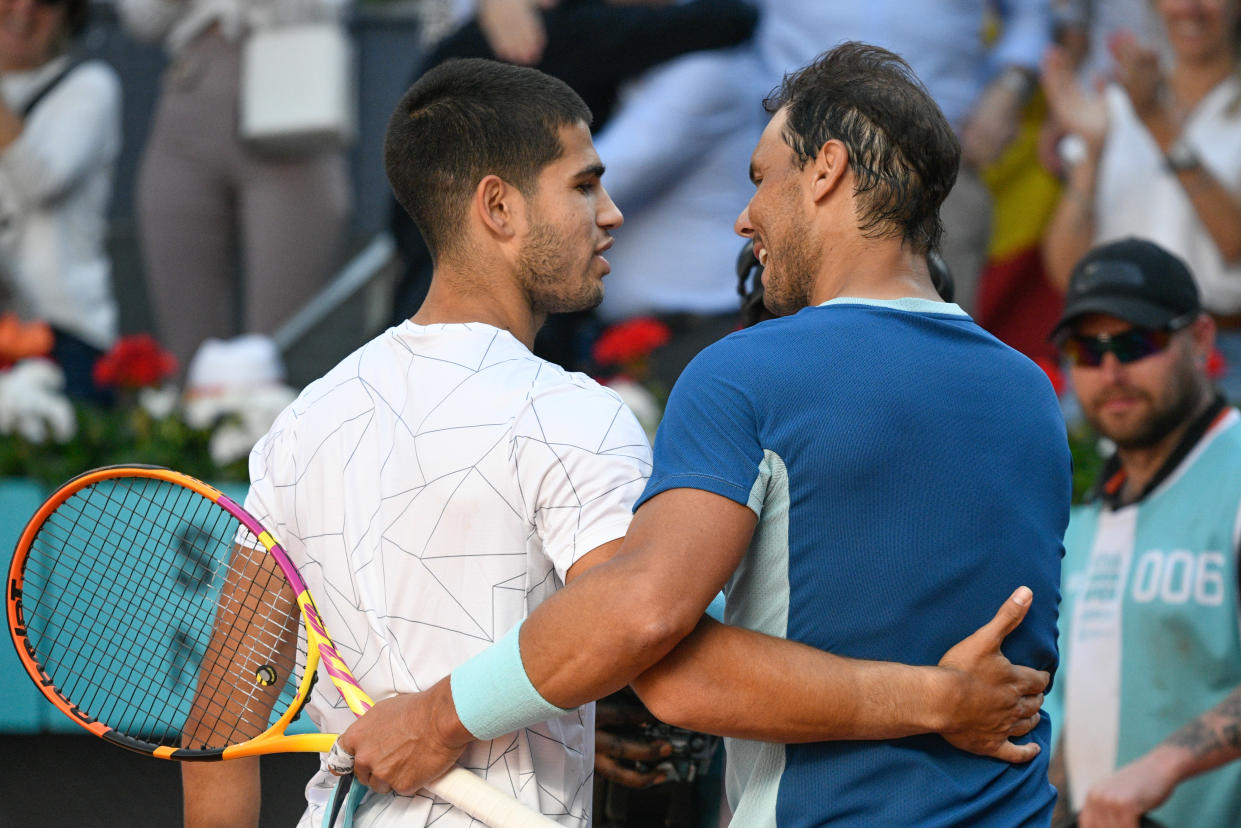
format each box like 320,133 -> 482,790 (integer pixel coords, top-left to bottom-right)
0,0 -> 121,401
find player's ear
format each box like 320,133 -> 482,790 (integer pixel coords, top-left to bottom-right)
809,139 -> 849,203
474,174 -> 523,240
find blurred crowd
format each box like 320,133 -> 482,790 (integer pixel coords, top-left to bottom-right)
3,0 -> 1241,825
2,0 -> 1237,404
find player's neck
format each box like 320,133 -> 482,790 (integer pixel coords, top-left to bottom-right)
809,237 -> 941,305
411,265 -> 543,350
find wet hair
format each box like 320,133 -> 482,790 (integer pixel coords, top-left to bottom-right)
383,58 -> 592,261
763,41 -> 961,254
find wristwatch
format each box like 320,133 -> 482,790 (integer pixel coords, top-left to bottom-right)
1164,137 -> 1202,173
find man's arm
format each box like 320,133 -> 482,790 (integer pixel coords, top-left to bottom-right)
1076,685 -> 1241,826
959,0 -> 1051,166
183,759 -> 261,828
181,545 -> 299,827
340,489 -> 1047,795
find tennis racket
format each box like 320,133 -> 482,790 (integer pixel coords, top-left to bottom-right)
5,464 -> 559,828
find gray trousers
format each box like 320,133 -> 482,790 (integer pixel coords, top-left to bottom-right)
136,31 -> 351,373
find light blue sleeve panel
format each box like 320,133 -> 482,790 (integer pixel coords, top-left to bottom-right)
635,338 -> 766,513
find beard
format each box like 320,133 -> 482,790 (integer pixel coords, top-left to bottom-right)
517,220 -> 603,316
760,203 -> 818,317
1085,363 -> 1205,450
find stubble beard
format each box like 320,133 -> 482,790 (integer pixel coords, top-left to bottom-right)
1087,364 -> 1206,450
518,220 -> 603,316
762,212 -> 818,317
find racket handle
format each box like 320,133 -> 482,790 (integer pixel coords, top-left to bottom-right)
427,768 -> 561,828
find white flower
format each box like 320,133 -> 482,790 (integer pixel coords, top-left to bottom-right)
208,423 -> 258,467
138,385 -> 180,420
194,383 -> 299,465
0,359 -> 76,444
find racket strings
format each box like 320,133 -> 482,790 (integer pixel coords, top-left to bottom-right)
23,478 -> 208,733
182,536 -> 302,749
30,479 -> 212,732
16,476 -> 309,751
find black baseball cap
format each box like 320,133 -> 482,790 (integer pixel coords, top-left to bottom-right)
1051,238 -> 1201,339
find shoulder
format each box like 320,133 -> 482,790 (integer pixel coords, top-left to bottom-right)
63,60 -> 122,99
681,316 -> 798,376
522,364 -> 636,430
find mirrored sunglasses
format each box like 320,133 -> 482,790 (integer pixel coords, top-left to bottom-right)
1059,327 -> 1175,368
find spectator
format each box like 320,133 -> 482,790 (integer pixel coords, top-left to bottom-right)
0,0 -> 121,401
1051,0 -> 1161,84
590,45 -> 764,386
748,0 -> 1054,313
1051,237 -> 1241,826
115,0 -> 352,376
1041,0 -> 1241,397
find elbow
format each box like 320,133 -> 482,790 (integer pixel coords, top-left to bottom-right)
611,572 -> 703,668
623,611 -> 696,670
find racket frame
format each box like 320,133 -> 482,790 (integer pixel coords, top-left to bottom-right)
6,464 -> 362,760
7,464 -> 564,828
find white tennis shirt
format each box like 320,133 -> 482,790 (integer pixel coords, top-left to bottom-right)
245,321 -> 652,827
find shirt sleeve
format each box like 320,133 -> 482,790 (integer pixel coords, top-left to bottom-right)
636,341 -> 766,512
992,0 -> 1054,72
513,379 -> 653,580
592,47 -> 761,214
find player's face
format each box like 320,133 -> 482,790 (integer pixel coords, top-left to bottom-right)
1157,0 -> 1239,65
518,121 -> 623,316
735,108 -> 819,317
1068,313 -> 1206,449
0,0 -> 67,71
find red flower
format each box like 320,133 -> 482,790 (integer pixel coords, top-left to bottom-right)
1033,356 -> 1066,397
593,317 -> 671,367
93,334 -> 178,390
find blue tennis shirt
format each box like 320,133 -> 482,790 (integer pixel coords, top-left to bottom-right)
637,298 -> 1070,827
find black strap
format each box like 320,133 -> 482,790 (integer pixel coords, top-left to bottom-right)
19,60 -> 78,120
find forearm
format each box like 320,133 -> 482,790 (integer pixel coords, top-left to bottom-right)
520,540 -> 705,709
1153,683 -> 1241,783
1140,108 -> 1241,262
183,758 -> 260,828
1175,167 -> 1241,263
1042,149 -> 1100,291
630,616 -> 949,742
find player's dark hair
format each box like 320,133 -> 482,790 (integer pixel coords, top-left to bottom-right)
384,58 -> 592,262
764,41 -> 960,254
